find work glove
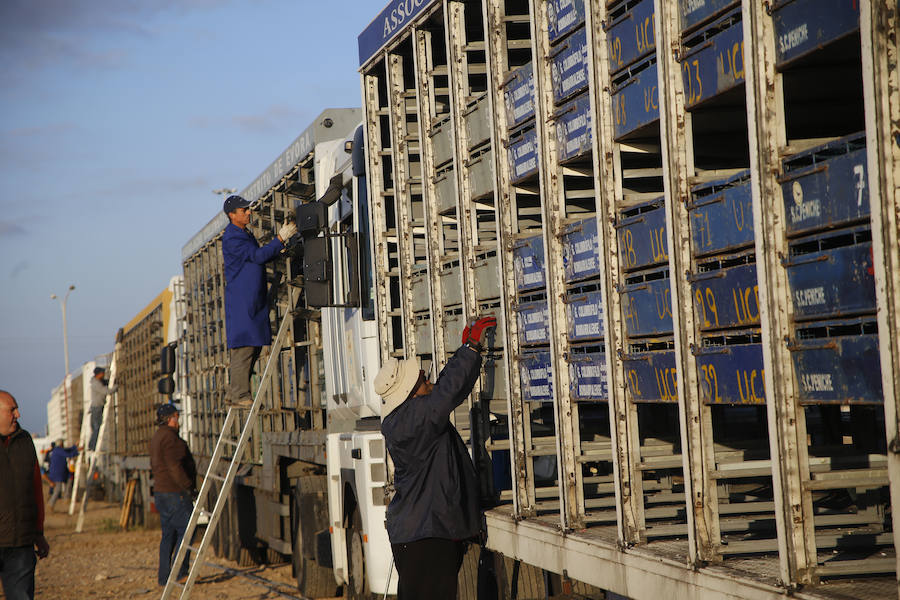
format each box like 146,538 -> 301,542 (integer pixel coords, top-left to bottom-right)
278,220 -> 297,242
461,316 -> 497,351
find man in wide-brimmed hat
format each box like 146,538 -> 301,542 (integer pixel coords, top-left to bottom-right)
377,316 -> 496,600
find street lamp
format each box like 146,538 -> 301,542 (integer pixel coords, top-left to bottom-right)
51,284 -> 75,444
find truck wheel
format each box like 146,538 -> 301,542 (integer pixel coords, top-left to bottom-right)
346,508 -> 374,600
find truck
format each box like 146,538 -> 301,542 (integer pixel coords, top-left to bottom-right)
162,0 -> 900,598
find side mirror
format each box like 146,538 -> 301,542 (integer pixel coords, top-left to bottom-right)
158,376 -> 175,395
160,343 -> 176,376
304,237 -> 332,307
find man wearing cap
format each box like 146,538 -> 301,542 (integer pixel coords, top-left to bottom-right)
376,316 -> 496,600
88,366 -> 114,451
222,195 -> 297,408
150,403 -> 196,586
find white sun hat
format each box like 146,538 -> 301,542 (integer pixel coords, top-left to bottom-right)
374,357 -> 421,418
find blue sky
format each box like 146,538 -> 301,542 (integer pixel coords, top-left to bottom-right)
0,0 -> 380,434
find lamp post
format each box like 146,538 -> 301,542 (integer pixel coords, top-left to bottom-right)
51,285 -> 75,444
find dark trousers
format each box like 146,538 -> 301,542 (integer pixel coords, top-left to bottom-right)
0,545 -> 36,600
392,538 -> 467,600
227,346 -> 261,403
88,406 -> 103,450
155,491 -> 193,585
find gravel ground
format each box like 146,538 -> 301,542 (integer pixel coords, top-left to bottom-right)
32,491 -> 309,600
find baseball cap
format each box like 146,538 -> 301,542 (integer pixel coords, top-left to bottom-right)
156,403 -> 178,424
93,367 -> 106,376
374,357 -> 421,418
223,195 -> 252,215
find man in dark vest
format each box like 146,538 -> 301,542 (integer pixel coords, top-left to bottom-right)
0,390 -> 50,600
221,194 -> 297,407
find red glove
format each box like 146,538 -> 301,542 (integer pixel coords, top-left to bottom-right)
462,317 -> 497,349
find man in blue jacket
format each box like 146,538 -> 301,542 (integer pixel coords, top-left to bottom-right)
46,440 -> 77,511
222,195 -> 297,407
377,316 -> 496,600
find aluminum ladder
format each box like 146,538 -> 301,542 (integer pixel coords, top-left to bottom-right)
160,306 -> 294,600
70,344 -> 120,523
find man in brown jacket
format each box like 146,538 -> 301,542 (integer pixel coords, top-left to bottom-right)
150,403 -> 196,587
0,390 -> 50,600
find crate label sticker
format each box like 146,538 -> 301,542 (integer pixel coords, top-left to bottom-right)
571,353 -> 608,399
504,64 -> 535,128
521,353 -> 553,401
517,302 -> 550,345
509,127 -> 540,181
608,0 -> 656,73
566,290 -> 605,341
514,236 -> 546,291
548,0 -> 586,43
555,95 -> 592,162
550,28 -> 589,103
773,0 -> 859,66
562,217 -> 600,281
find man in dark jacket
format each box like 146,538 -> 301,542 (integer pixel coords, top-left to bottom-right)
46,439 -> 77,511
150,403 -> 196,586
377,317 -> 496,600
0,390 -> 50,600
222,194 -> 297,407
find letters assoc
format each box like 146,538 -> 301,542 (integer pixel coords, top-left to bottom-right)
382,0 -> 429,36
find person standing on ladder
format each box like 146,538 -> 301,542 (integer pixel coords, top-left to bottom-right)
221,195 -> 297,408
376,317 -> 496,600
88,367 -> 113,451
150,404 -> 196,587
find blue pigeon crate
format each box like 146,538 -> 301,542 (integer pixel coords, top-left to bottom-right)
689,257 -> 759,331
784,226 -> 875,320
611,57 -> 660,140
520,351 -> 554,403
694,342 -> 765,404
547,0 -> 586,44
606,0 -> 656,74
513,234 -> 546,293
569,348 -> 609,401
772,0 -> 859,68
617,197 -> 668,272
562,217 -> 601,283
680,10 -> 745,108
565,289 -> 605,342
688,169 -> 753,257
620,267 -> 674,337
622,348 -> 678,403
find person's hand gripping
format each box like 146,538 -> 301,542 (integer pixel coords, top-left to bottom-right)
461,316 -> 497,352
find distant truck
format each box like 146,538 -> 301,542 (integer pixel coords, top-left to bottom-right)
138,0 -> 900,598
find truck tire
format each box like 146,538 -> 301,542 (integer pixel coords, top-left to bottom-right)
346,508 -> 375,600
292,478 -> 338,597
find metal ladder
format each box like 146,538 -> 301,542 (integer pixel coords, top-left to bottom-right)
69,345 -> 120,522
161,306 -> 294,600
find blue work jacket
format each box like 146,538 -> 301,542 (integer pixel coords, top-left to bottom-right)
222,223 -> 284,348
381,345 -> 483,544
47,445 -> 77,483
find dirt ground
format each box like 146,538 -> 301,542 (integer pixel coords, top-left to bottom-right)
29,492 -> 309,600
